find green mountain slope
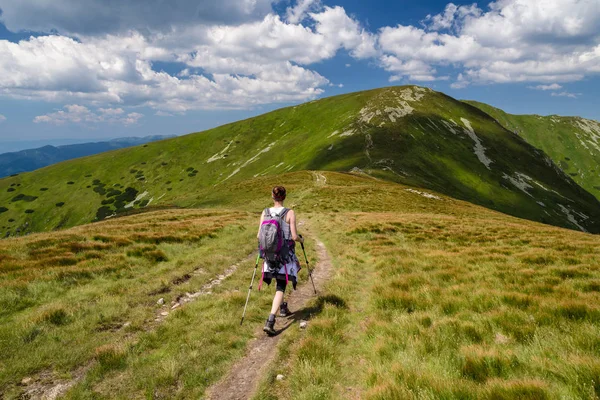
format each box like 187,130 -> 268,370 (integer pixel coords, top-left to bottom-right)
465,100 -> 600,201
1,86 -> 599,236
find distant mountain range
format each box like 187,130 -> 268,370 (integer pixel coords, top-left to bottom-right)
0,135 -> 176,178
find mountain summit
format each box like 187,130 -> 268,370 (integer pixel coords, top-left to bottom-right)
1,86 -> 599,236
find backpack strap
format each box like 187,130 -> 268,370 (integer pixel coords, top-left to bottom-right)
263,208 -> 272,218
258,265 -> 265,291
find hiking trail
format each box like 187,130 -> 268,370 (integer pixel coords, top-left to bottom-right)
18,252 -> 257,400
312,171 -> 327,186
205,237 -> 333,400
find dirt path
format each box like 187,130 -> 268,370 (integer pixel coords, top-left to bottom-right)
151,252 -> 256,326
311,171 -> 327,186
17,252 -> 257,400
205,239 -> 333,400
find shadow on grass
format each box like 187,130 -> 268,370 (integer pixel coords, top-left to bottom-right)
271,294 -> 347,336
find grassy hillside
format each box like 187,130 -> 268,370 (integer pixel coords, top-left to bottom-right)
256,176 -> 600,399
1,86 -> 599,237
1,172 -> 599,398
465,100 -> 600,201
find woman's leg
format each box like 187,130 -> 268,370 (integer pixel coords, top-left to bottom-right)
270,290 -> 284,315
264,279 -> 287,335
270,278 -> 287,314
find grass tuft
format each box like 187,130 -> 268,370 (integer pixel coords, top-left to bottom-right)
461,347 -> 519,382
486,379 -> 550,400
95,344 -> 127,372
40,308 -> 70,326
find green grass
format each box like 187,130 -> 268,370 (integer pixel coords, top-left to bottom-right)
2,171 -> 597,398
255,199 -> 600,399
0,209 -> 266,398
1,86 -> 599,237
465,100 -> 600,202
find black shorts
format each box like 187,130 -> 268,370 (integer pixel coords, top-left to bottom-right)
262,273 -> 297,292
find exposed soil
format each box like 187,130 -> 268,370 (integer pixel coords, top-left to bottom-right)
18,364 -> 91,400
16,253 -> 255,400
205,239 -> 333,400
151,256 -> 252,325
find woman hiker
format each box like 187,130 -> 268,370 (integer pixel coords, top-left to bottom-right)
257,186 -> 304,335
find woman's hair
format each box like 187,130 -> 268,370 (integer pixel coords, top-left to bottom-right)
272,186 -> 286,201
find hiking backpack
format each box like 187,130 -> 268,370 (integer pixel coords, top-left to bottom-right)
258,208 -> 290,273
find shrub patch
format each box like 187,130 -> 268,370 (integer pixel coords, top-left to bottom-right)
106,189 -> 122,197
95,206 -> 113,221
11,194 -> 38,202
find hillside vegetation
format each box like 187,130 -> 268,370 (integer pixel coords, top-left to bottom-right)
1,86 -> 599,237
0,172 -> 599,399
465,100 -> 600,201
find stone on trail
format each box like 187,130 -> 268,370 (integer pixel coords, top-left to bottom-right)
160,311 -> 169,316
157,298 -> 165,305
276,374 -> 285,381
21,377 -> 32,385
299,321 -> 308,329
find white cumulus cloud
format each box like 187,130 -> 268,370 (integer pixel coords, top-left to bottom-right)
378,0 -> 600,86
0,5 -> 375,111
34,105 -> 143,125
0,0 -> 598,113
286,0 -> 321,24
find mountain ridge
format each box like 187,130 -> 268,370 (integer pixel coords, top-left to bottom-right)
0,85 -> 599,237
464,100 -> 600,201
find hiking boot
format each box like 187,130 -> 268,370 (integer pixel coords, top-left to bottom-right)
279,302 -> 291,317
263,314 -> 276,336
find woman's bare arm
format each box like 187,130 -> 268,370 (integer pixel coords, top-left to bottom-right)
288,210 -> 304,243
257,210 -> 265,239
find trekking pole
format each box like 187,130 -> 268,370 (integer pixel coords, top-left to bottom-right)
240,253 -> 261,326
299,235 -> 317,295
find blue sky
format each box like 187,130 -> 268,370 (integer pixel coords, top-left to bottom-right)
0,0 -> 599,151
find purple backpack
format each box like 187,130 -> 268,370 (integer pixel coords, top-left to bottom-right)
258,208 -> 290,272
